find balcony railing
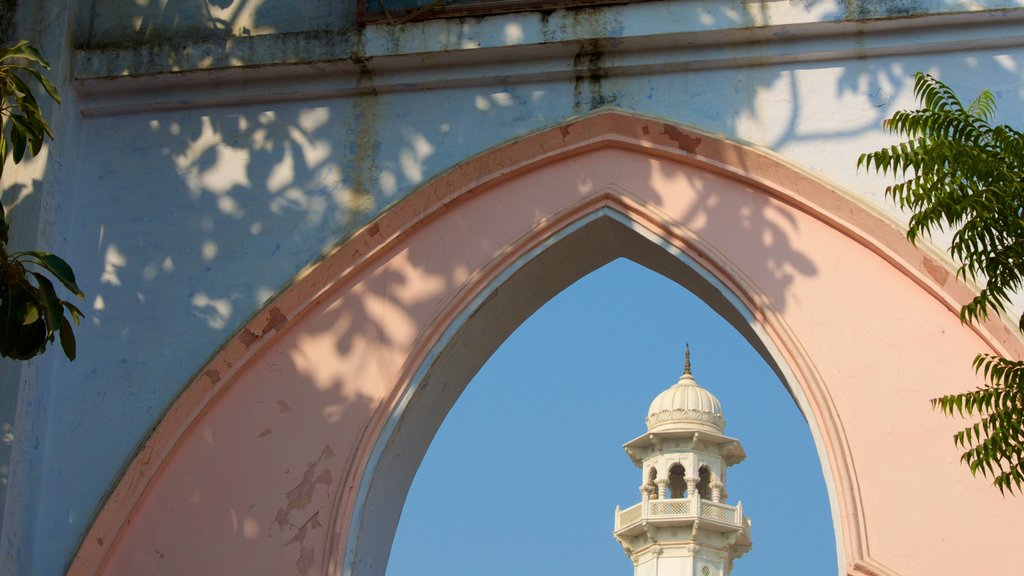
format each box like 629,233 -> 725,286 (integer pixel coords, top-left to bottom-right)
614,497 -> 744,531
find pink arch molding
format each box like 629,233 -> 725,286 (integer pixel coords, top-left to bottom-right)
69,111 -> 1023,576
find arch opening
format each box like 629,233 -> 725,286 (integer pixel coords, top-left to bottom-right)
669,463 -> 687,500
697,465 -> 712,500
385,258 -> 838,575
345,207 -> 842,576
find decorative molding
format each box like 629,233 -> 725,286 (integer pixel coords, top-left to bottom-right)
647,409 -> 725,430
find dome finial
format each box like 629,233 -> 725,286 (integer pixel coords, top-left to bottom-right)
684,343 -> 691,375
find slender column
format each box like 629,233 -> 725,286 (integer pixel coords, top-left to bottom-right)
640,485 -> 650,517
655,477 -> 668,500
711,480 -> 723,503
686,476 -> 700,498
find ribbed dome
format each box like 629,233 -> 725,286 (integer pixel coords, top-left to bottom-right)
645,351 -> 726,433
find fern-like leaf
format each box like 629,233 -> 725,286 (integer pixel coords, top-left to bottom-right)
863,73 -> 1024,493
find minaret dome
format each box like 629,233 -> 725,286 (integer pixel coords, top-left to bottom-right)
645,350 -> 726,434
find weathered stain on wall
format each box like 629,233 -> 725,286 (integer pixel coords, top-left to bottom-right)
0,0 -> 16,44
83,0 -> 357,48
347,31 -> 381,230
840,0 -> 928,20
573,39 -> 611,112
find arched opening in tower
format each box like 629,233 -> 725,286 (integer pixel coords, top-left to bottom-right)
697,465 -> 713,500
668,463 -> 687,499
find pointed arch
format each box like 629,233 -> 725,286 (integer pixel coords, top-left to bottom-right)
68,111 -> 1022,576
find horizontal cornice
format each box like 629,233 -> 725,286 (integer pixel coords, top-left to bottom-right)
72,7 -> 1024,116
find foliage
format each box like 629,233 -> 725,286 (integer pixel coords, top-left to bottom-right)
0,40 -> 83,361
0,41 -> 59,180
859,72 -> 1024,493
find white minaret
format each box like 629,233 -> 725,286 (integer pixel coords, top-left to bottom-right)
613,347 -> 752,576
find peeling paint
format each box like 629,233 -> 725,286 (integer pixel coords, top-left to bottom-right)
257,428 -> 272,439
320,444 -> 335,460
285,522 -> 308,546
236,307 -> 288,350
203,369 -> 221,384
261,307 -> 287,335
283,466 -> 319,516
286,511 -> 323,546
274,445 -> 335,535
274,447 -> 334,575
923,258 -> 949,285
296,546 -> 314,576
659,124 -> 702,154
238,328 -> 259,347
278,400 -> 293,413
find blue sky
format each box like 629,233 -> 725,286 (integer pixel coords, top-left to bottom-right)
386,258 -> 836,576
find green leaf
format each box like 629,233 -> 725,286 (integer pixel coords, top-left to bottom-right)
10,118 -> 26,163
865,73 -> 1024,493
20,302 -> 40,325
30,271 -> 62,333
57,314 -> 76,361
8,73 -> 41,112
19,251 -> 84,298
62,300 -> 84,325
12,65 -> 60,104
9,102 -> 51,147
0,41 -> 50,68
19,116 -> 45,157
7,74 -> 54,143
0,201 -> 7,245
10,318 -> 47,360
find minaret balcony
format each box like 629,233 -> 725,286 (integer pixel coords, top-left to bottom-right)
614,497 -> 746,535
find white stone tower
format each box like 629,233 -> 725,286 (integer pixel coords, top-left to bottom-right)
613,347 -> 752,576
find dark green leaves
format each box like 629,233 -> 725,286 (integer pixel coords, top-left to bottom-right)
0,40 -> 49,67
933,354 -> 1024,494
0,202 -> 7,245
17,251 -> 84,298
0,256 -> 84,362
861,72 -> 1024,493
0,41 -> 83,363
0,39 -> 59,182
